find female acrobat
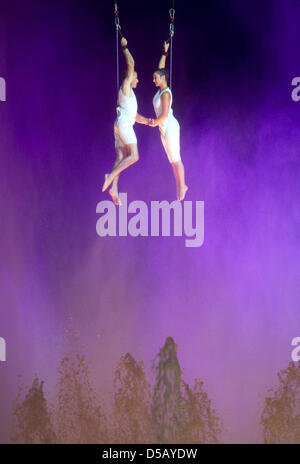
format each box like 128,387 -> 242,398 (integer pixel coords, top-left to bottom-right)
149,41 -> 188,201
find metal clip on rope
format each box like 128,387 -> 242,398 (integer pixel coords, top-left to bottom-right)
168,8 -> 175,40
169,23 -> 174,38
169,8 -> 175,20
114,3 -> 123,37
168,6 -> 175,89
114,2 -> 121,90
169,8 -> 175,35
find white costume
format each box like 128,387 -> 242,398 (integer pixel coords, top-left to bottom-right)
153,87 -> 181,163
114,87 -> 137,148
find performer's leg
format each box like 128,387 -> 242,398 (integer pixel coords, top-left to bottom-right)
162,126 -> 188,201
171,162 -> 180,199
172,161 -> 188,201
102,143 -> 139,192
108,146 -> 126,205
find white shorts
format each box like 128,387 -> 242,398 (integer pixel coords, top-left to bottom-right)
114,116 -> 137,148
159,117 -> 181,163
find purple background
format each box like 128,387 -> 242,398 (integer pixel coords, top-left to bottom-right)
1,0 -> 300,443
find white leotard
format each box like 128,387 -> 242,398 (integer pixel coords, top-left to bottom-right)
116,88 -> 137,125
153,87 -> 174,134
152,87 -> 181,163
114,87 -> 138,147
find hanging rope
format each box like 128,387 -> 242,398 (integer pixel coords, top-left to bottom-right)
114,2 -> 123,91
166,1 -> 175,90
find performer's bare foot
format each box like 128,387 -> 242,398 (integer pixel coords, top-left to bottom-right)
102,173 -> 113,192
109,187 -> 122,206
178,185 -> 188,201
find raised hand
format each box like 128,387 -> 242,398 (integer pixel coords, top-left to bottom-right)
121,37 -> 128,47
163,41 -> 170,53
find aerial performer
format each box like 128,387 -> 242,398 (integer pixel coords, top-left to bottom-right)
102,37 -> 149,205
149,40 -> 188,201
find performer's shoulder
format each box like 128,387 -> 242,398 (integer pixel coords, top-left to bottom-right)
161,87 -> 172,96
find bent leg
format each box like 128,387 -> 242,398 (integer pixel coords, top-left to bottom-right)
108,146 -> 126,205
102,143 -> 139,192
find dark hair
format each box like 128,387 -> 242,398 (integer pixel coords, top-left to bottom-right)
154,68 -> 169,81
121,69 -> 127,81
121,69 -> 137,81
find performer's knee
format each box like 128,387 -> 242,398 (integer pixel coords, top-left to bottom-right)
127,144 -> 139,163
131,152 -> 139,163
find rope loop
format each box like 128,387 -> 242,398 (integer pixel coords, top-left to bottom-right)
169,8 -> 175,20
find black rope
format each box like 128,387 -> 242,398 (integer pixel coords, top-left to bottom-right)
114,2 -> 123,38
166,0 -> 175,42
167,1 -> 175,90
114,2 -> 123,91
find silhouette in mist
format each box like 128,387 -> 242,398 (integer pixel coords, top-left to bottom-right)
11,331 -> 221,443
260,361 -> 300,444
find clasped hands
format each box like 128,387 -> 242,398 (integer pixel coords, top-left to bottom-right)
147,118 -> 158,127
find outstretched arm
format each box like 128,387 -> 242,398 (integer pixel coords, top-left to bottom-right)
158,41 -> 170,69
121,38 -> 135,96
136,113 -> 150,125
